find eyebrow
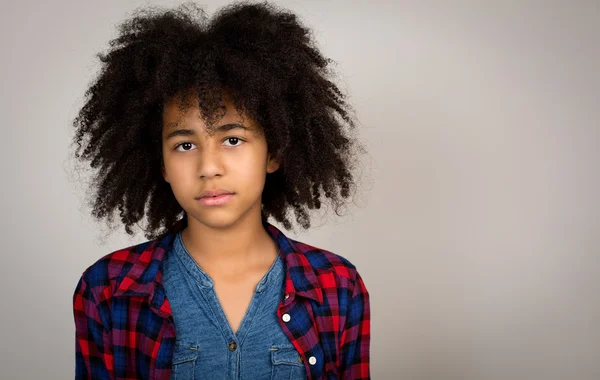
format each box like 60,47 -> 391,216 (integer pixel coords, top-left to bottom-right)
164,123 -> 251,140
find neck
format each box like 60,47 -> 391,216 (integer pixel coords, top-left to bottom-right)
180,208 -> 277,270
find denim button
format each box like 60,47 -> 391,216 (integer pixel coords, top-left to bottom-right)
228,341 -> 237,351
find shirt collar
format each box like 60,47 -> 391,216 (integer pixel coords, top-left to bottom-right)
114,215 -> 325,305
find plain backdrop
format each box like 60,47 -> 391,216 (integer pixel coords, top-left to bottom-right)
1,0 -> 599,379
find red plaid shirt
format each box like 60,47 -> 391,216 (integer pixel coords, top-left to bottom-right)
73,217 -> 370,379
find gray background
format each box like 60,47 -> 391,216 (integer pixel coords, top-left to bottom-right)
1,0 -> 599,379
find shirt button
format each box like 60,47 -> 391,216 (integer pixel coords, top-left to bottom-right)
284,293 -> 290,300
282,313 -> 291,322
308,356 -> 317,365
228,341 -> 237,351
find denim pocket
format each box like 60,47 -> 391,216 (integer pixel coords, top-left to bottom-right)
270,344 -> 306,379
171,342 -> 199,380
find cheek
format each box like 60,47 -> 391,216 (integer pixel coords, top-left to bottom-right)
230,154 -> 267,179
163,159 -> 195,187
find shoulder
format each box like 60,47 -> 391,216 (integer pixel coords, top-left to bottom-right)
75,239 -> 157,296
288,236 -> 365,293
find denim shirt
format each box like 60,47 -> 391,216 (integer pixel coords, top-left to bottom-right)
162,231 -> 307,380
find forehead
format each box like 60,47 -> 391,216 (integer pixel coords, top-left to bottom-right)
162,92 -> 253,131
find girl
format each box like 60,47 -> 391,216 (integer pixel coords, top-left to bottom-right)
72,2 -> 370,379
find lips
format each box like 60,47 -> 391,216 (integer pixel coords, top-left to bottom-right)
196,193 -> 234,206
196,189 -> 234,199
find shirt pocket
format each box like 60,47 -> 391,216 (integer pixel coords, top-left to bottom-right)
171,342 -> 199,380
270,344 -> 306,380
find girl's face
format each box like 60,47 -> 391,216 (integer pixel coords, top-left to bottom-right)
161,93 -> 279,229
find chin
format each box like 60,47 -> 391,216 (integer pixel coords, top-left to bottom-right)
183,196 -> 261,230
189,209 -> 247,230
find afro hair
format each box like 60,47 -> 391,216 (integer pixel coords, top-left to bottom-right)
70,1 -> 366,240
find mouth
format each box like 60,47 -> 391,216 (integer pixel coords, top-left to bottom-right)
196,189 -> 235,198
196,193 -> 235,206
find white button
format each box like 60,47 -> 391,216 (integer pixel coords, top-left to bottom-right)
282,313 -> 291,322
284,293 -> 290,300
308,356 -> 317,365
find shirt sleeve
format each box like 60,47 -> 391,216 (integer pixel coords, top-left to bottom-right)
339,271 -> 371,379
73,274 -> 114,380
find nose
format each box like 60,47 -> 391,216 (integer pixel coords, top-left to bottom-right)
197,144 -> 224,179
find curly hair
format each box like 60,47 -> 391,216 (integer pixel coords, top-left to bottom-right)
70,0 -> 365,241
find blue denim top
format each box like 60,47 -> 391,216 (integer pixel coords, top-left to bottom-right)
162,230 -> 307,380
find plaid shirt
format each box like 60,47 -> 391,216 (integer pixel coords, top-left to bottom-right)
73,217 -> 371,379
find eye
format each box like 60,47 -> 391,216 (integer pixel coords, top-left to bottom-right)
174,142 -> 196,152
223,137 -> 245,147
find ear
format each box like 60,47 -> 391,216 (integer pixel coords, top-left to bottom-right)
266,153 -> 280,174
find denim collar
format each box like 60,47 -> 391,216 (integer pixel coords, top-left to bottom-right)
114,215 -> 326,308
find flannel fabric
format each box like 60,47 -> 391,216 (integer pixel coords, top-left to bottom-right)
73,216 -> 370,379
